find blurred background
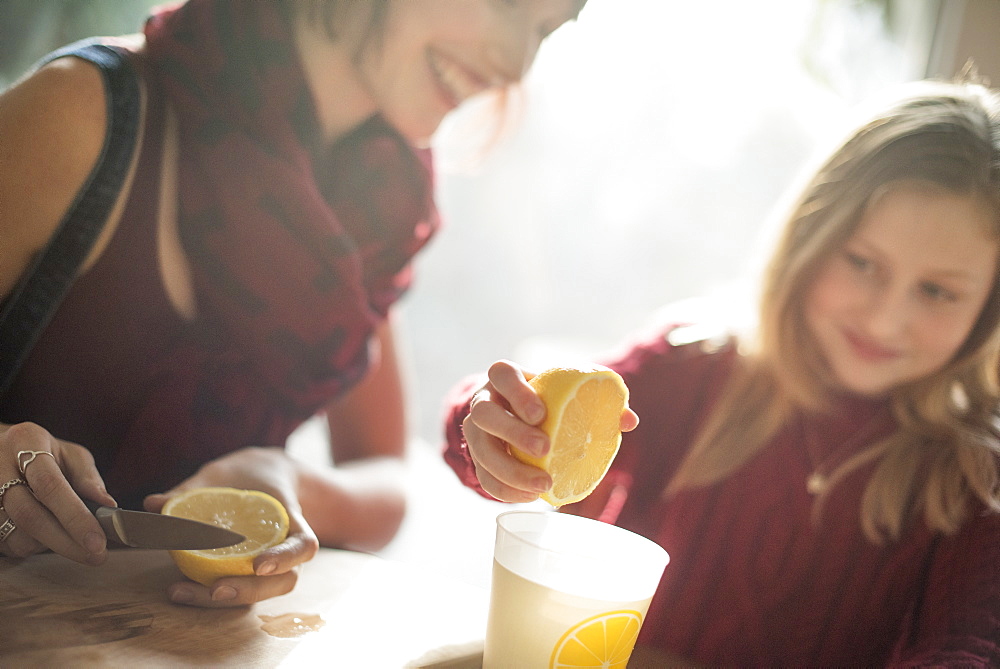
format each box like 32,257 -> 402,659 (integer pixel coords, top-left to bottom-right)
4,0 -> 999,443
4,0 -> 1000,583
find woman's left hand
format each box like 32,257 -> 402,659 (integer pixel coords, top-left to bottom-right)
143,447 -> 319,608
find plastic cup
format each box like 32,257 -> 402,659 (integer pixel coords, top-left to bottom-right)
483,510 -> 669,668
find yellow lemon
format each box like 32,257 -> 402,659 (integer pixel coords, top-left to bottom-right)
162,486 -> 289,586
550,609 -> 644,669
514,365 -> 629,507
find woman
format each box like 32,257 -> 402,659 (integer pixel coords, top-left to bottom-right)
446,79 -> 1000,665
0,0 -> 586,607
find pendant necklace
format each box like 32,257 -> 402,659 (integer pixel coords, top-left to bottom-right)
802,411 -> 888,496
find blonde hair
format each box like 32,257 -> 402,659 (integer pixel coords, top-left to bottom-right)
667,80 -> 1000,543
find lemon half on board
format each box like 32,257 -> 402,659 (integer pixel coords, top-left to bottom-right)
513,365 -> 629,507
162,487 -> 289,586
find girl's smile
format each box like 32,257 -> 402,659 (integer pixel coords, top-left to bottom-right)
841,327 -> 903,363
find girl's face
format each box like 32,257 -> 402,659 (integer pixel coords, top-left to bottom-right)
804,182 -> 999,397
351,0 -> 584,144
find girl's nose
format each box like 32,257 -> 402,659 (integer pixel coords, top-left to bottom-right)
861,285 -> 913,340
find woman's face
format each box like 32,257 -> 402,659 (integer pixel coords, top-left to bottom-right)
804,182 -> 999,397
350,0 -> 585,144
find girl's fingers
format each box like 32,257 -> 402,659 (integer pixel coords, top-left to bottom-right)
486,360 -> 545,425
468,392 -> 548,459
473,459 -> 545,504
463,414 -> 550,499
620,407 -> 640,432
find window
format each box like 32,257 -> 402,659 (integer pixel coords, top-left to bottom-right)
405,0 -> 940,441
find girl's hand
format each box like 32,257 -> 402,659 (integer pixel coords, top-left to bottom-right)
0,422 -> 117,565
143,447 -> 320,608
462,361 -> 638,503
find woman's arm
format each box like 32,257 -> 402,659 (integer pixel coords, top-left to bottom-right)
141,318 -> 411,607
0,56 -> 109,299
0,56 -> 130,567
302,317 -> 409,551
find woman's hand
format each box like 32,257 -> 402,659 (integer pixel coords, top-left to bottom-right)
0,422 -> 117,565
143,447 -> 320,608
462,361 -> 638,503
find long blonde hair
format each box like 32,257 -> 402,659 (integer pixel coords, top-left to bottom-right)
667,80 -> 1000,543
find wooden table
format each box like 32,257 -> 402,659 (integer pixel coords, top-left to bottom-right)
0,548 -> 693,668
0,548 -> 489,668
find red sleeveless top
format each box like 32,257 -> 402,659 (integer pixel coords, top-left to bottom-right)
2,3 -> 439,508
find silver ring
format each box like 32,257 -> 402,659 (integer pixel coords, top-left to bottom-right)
17,450 -> 55,477
0,517 -> 15,542
0,478 -> 27,511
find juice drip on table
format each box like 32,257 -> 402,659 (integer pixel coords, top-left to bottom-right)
258,612 -> 326,638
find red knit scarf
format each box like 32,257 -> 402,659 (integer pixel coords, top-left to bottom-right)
106,0 -> 437,499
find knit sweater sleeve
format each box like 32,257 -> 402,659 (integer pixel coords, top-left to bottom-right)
889,509 -> 1000,667
439,322 -> 735,508
441,372 -> 494,500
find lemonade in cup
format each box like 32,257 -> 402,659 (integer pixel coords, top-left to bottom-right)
483,510 -> 669,668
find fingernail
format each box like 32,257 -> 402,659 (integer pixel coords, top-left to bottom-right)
84,531 -> 105,555
171,586 -> 194,603
530,436 -> 548,457
256,561 -> 276,575
527,404 -> 545,425
212,586 -> 237,602
86,551 -> 108,567
532,476 -> 552,493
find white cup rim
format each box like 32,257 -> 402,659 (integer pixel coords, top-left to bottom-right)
495,509 -> 668,565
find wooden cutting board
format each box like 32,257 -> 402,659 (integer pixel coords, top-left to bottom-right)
0,548 -> 489,668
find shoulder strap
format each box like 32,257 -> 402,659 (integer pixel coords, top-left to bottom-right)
0,40 -> 141,396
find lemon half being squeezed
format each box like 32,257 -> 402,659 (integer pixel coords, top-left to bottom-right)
513,365 -> 629,507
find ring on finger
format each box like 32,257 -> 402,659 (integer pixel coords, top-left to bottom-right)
17,450 -> 55,477
0,478 -> 27,511
0,516 -> 15,542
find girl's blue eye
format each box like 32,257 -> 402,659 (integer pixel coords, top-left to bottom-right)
845,251 -> 872,272
919,282 -> 957,302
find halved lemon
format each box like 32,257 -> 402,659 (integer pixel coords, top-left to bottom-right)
550,609 -> 644,668
513,365 -> 629,507
162,486 -> 289,586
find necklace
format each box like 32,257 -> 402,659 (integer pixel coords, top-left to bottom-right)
801,410 -> 889,496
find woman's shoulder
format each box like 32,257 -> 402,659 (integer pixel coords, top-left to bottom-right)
0,54 -> 109,299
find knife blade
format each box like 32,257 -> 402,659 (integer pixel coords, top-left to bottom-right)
84,500 -> 245,550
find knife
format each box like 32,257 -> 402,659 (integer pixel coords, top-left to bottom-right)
84,500 -> 245,550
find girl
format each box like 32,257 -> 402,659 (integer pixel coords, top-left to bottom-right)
446,79 -> 1000,665
0,0 -> 586,607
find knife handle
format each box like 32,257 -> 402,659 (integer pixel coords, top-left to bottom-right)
82,498 -> 125,545
83,498 -> 118,517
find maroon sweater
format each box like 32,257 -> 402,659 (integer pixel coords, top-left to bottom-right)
442,324 -> 1000,666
